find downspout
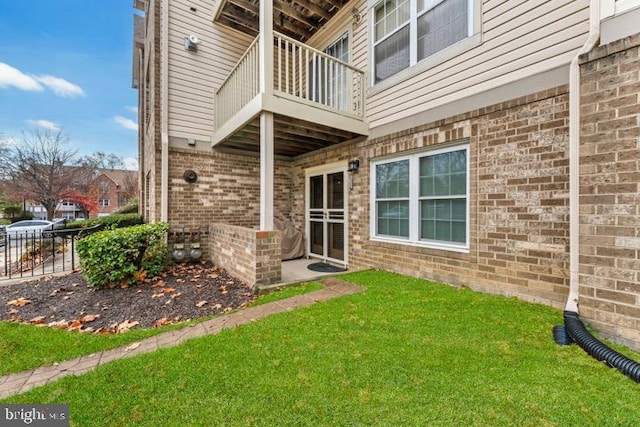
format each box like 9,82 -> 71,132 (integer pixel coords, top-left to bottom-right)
160,0 -> 169,222
566,0 -> 600,313
559,0 -> 640,383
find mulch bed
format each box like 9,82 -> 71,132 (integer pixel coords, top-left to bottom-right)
0,262 -> 257,333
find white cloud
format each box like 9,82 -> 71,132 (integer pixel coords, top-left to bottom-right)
0,62 -> 85,98
113,116 -> 138,131
35,75 -> 85,98
125,105 -> 139,114
122,157 -> 139,170
25,119 -> 61,131
0,62 -> 44,92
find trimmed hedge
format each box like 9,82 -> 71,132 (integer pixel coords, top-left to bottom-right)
77,222 -> 169,289
113,198 -> 139,215
66,213 -> 143,230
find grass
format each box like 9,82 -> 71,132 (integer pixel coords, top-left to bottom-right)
251,282 -> 324,306
0,282 -> 321,376
2,271 -> 640,426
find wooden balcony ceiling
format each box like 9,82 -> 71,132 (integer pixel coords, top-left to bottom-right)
215,0 -> 348,42
218,114 -> 361,157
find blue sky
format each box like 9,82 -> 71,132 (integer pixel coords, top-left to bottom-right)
0,0 -> 139,169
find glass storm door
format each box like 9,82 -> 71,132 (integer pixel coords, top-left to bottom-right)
307,168 -> 347,264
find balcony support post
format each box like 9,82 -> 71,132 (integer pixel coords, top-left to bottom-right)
259,111 -> 274,230
259,0 -> 275,230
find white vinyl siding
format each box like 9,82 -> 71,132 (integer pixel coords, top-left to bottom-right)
365,0 -> 589,128
167,0 -> 254,140
371,144 -> 469,251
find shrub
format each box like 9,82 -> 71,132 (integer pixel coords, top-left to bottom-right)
77,222 -> 169,289
113,197 -> 139,215
66,213 -> 143,230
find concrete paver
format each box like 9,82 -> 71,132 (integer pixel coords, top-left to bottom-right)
0,278 -> 363,399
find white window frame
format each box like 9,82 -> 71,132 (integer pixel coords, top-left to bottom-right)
370,143 -> 470,252
99,199 -> 110,207
369,0 -> 480,89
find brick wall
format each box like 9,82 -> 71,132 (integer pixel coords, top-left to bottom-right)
166,146 -> 293,229
291,86 -> 571,308
578,33 -> 640,348
209,223 -> 281,287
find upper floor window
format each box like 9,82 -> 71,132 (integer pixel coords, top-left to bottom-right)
99,199 -> 110,207
373,0 -> 472,83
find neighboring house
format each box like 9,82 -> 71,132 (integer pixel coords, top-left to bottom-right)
25,168 -> 138,220
134,0 -> 640,349
92,169 -> 139,217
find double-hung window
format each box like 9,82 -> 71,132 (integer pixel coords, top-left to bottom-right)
371,144 -> 469,251
373,0 -> 472,83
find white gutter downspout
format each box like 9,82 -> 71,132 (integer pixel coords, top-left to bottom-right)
160,0 -> 169,222
566,0 -> 601,312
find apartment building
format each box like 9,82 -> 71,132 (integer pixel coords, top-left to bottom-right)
134,0 -> 640,348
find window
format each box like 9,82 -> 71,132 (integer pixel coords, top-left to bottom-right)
311,33 -> 350,110
371,144 -> 469,250
373,0 -> 472,82
99,199 -> 110,207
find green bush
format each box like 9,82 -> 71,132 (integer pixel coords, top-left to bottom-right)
66,213 -> 143,230
77,222 -> 169,289
113,197 -> 139,215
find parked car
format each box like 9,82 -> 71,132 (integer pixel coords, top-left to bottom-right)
0,224 -> 5,246
4,220 -> 55,239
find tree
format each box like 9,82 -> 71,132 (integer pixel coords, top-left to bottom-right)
62,189 -> 100,219
0,129 -> 92,220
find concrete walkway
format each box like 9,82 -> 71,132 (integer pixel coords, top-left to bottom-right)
0,278 -> 363,399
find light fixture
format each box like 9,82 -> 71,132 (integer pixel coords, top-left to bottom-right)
183,169 -> 198,183
348,159 -> 360,173
184,34 -> 199,52
351,7 -> 362,25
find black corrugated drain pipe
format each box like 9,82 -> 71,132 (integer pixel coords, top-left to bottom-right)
556,311 -> 640,383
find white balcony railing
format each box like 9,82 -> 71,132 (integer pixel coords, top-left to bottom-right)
215,36 -> 260,128
215,31 -> 365,130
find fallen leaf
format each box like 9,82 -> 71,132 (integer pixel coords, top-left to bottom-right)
48,320 -> 69,329
151,293 -> 164,298
125,342 -> 141,351
151,280 -> 166,288
170,292 -> 182,299
176,279 -> 186,283
196,300 -> 208,308
7,298 -> 31,307
30,316 -> 46,324
160,287 -> 176,294
213,303 -> 223,310
117,320 -> 140,333
79,314 -> 99,324
63,296 -> 71,300
154,317 -> 170,328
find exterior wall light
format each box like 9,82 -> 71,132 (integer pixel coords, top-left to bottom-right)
183,169 -> 198,183
351,8 -> 362,25
348,159 -> 360,172
184,34 -> 199,51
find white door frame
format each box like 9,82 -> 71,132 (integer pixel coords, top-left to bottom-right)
305,161 -> 349,266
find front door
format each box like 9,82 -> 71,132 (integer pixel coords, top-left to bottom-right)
306,165 -> 347,265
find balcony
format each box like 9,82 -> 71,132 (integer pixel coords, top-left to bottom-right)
212,2 -> 368,158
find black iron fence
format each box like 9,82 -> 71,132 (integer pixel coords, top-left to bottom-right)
0,226 -> 101,281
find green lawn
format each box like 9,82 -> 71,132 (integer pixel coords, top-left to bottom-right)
2,271 -> 640,426
0,282 -> 319,376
